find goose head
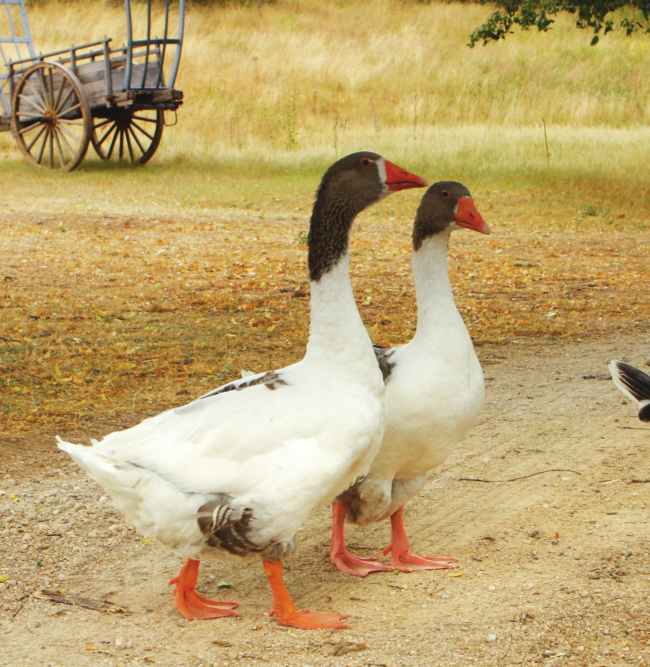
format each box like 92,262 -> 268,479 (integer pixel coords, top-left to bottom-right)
315,151 -> 428,213
412,181 -> 490,251
309,152 -> 427,281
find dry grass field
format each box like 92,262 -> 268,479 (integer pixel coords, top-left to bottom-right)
1,1 -> 649,666
3,0 -> 650,170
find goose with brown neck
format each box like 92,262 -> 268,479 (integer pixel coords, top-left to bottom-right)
330,181 -> 490,576
57,152 -> 427,628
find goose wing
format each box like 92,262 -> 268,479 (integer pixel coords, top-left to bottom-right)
609,360 -> 650,423
59,361 -> 383,547
93,365 -> 374,491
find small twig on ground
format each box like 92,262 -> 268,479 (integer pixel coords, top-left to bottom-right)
617,426 -> 647,430
10,596 -> 28,620
33,589 -> 128,614
452,468 -> 582,483
630,479 -> 650,484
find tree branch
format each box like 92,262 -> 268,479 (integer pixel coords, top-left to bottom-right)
469,1 -> 650,47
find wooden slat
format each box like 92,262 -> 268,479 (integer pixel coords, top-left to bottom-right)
110,88 -> 182,107
76,61 -> 163,107
110,62 -> 163,93
6,59 -> 177,113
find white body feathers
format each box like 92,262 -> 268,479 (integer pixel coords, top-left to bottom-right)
58,256 -> 385,561
349,232 -> 485,525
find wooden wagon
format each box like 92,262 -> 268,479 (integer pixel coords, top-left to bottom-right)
0,0 -> 185,171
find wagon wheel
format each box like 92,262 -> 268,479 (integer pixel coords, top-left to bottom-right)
91,108 -> 164,165
11,62 -> 91,172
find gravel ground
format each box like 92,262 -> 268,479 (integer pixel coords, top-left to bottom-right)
1,334 -> 649,667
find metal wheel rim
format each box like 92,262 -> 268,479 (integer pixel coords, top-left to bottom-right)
11,62 -> 91,172
91,108 -> 164,166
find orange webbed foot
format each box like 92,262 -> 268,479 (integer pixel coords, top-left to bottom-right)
274,609 -> 349,630
384,548 -> 457,573
169,559 -> 240,621
331,553 -> 393,577
264,560 -> 348,630
174,588 -> 240,621
384,507 -> 457,572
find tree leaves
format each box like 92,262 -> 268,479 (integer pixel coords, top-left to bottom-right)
468,1 -> 650,47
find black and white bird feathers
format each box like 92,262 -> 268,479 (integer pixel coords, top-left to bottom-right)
609,360 -> 650,423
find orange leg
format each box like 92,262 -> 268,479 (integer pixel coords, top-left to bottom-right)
382,507 -> 457,572
168,558 -> 239,621
330,501 -> 392,577
264,560 -> 348,629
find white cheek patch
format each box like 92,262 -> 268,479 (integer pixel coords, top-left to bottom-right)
450,197 -> 471,232
376,157 -> 388,191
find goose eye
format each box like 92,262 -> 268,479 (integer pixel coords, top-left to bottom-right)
442,190 -> 451,199
360,158 -> 372,167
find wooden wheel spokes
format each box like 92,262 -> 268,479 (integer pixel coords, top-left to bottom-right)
11,62 -> 91,172
91,108 -> 164,166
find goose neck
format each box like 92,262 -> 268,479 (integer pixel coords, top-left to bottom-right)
307,199 -> 357,282
411,231 -> 462,340
305,253 -> 375,367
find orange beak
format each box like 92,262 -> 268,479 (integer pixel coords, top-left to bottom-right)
384,160 -> 428,191
455,197 -> 491,235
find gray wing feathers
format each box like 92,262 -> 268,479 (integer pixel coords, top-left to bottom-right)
196,498 -> 297,562
198,371 -> 287,401
373,345 -> 396,382
197,497 -> 261,557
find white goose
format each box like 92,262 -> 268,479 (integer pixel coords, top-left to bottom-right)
57,152 -> 427,628
330,181 -> 490,575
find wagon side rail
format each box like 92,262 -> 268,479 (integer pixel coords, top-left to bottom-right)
5,38 -> 181,115
7,39 -> 113,75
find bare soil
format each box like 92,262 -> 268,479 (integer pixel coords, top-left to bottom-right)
1,333 -> 649,667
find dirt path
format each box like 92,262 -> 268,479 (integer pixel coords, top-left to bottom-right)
1,334 -> 649,667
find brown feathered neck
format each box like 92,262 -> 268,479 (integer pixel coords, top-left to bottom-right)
307,153 -> 385,282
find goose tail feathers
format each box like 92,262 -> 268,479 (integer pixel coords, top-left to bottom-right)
609,361 -> 650,423
56,437 -> 206,553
